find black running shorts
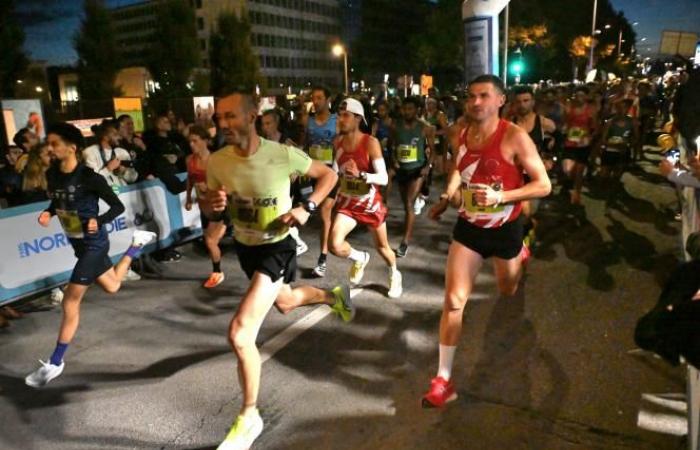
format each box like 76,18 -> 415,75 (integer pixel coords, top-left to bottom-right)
563,146 -> 592,164
601,150 -> 628,167
234,235 -> 297,284
70,239 -> 113,285
452,216 -> 524,260
396,165 -> 426,185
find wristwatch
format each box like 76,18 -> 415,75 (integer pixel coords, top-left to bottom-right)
359,171 -> 368,181
300,200 -> 317,214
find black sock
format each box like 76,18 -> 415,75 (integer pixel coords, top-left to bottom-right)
212,260 -> 221,273
318,253 -> 327,264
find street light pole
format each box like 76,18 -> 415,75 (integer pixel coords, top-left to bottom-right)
343,51 -> 349,95
588,0 -> 598,72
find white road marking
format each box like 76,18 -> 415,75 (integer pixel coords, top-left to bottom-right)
260,288 -> 363,363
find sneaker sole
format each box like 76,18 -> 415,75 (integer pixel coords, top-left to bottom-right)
421,392 -> 458,409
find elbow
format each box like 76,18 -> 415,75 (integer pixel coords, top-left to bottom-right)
540,178 -> 552,198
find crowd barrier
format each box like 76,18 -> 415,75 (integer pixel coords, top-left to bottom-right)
0,174 -> 202,306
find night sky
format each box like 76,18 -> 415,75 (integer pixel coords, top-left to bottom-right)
16,0 -> 700,66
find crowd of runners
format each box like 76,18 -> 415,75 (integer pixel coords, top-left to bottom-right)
11,69 -> 684,449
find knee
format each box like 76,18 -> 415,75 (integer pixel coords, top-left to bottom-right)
329,237 -> 344,257
444,291 -> 468,313
103,283 -> 120,295
228,319 -> 254,353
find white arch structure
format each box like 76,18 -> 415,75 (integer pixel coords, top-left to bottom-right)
462,0 -> 511,83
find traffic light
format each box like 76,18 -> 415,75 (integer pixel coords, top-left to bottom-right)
510,60 -> 524,76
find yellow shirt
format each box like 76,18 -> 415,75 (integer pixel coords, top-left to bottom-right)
207,138 -> 312,246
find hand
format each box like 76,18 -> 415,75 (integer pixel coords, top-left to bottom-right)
185,199 -> 192,211
195,182 -> 208,193
106,158 -> 121,172
473,186 -> 502,207
206,186 -> 228,212
343,160 -> 360,178
134,137 -> 146,150
279,206 -> 310,227
87,218 -> 98,234
428,197 -> 449,221
146,174 -> 156,180
38,211 -> 51,227
658,159 -> 675,177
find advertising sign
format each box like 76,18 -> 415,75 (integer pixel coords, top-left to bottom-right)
1,99 -> 45,145
113,97 -> 144,133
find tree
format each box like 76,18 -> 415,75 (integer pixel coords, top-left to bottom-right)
0,0 -> 29,98
148,0 -> 199,98
209,9 -> 264,96
74,0 -> 121,100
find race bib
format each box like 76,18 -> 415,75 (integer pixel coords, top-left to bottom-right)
309,145 -> 333,165
567,127 -> 588,144
56,209 -> 84,239
607,136 -> 625,146
461,184 -> 504,215
340,177 -> 370,197
397,145 -> 418,163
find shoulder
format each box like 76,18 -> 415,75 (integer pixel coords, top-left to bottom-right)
83,144 -> 98,154
504,121 -> 532,145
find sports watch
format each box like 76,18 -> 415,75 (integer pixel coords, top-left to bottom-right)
300,200 -> 317,214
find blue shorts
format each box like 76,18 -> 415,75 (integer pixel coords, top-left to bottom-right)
69,238 -> 113,285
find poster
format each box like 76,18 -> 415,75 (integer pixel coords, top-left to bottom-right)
67,117 -> 112,137
113,97 -> 144,133
193,96 -> 215,129
463,17 -> 493,83
258,96 -> 277,115
1,99 -> 45,146
420,75 -> 434,96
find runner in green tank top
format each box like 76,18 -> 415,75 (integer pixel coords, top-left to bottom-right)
390,96 -> 435,257
204,90 -> 354,450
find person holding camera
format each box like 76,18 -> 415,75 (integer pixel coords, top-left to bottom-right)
83,120 -> 138,188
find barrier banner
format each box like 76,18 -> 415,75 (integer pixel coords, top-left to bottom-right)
0,177 -> 201,305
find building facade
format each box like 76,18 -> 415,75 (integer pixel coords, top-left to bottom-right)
110,0 -> 343,92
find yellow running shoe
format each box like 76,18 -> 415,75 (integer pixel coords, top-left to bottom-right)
217,410 -> 263,450
330,284 -> 355,322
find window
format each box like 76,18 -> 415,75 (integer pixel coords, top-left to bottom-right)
197,17 -> 204,30
195,0 -> 202,8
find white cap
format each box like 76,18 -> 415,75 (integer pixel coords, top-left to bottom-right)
339,98 -> 367,124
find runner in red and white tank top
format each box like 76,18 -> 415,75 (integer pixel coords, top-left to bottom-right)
455,118 -> 523,228
422,75 -> 551,409
329,98 -> 402,299
335,133 -> 387,225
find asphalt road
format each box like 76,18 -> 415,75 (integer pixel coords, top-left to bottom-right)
0,151 -> 689,450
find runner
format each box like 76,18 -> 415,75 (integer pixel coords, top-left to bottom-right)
185,125 -> 228,288
511,85 -> 556,246
597,99 -> 639,190
562,86 -> 598,205
304,86 -> 338,277
329,98 -> 402,298
205,91 -> 353,450
261,109 -> 310,255
24,123 -> 156,388
372,101 -> 394,198
391,96 -> 436,257
422,75 -> 551,408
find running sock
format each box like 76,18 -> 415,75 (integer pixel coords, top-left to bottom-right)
50,342 -> 69,366
212,260 -> 221,273
348,247 -> 366,262
318,253 -> 327,264
437,344 -> 457,381
125,245 -> 142,259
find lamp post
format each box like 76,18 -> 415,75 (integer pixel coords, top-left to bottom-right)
332,44 -> 349,95
588,0 -> 598,72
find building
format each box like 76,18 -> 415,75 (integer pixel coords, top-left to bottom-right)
110,0 -> 343,92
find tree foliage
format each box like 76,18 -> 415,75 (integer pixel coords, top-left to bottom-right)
74,0 -> 121,100
148,0 -> 199,98
0,0 -> 29,97
209,9 -> 264,96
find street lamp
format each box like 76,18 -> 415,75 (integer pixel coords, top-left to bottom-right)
588,0 -> 598,72
332,43 -> 349,95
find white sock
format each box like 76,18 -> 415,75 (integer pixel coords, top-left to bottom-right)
388,264 -> 398,274
437,344 -> 456,380
348,247 -> 366,262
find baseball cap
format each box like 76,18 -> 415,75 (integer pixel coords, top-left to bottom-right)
339,98 -> 367,124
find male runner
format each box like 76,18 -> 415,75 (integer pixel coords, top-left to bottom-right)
304,86 -> 338,277
598,99 -> 639,184
511,85 -> 556,245
204,91 -> 353,450
25,123 -> 156,388
329,98 -> 402,298
562,86 -> 597,205
391,96 -> 435,257
422,75 -> 551,408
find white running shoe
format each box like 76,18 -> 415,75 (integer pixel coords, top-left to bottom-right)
217,409 -> 264,450
131,230 -> 157,248
388,269 -> 403,298
49,287 -> 64,305
25,360 -> 65,388
123,268 -> 141,281
414,195 -> 427,215
349,252 -> 370,285
295,238 -> 308,256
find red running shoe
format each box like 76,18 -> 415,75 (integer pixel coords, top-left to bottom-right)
421,376 -> 457,408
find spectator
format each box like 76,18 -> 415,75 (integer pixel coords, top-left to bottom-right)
83,120 -> 137,187
116,114 -> 149,182
143,112 -> 187,176
21,142 -> 51,204
0,145 -> 25,207
12,127 -> 38,174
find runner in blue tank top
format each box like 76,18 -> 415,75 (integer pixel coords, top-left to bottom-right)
304,86 -> 339,277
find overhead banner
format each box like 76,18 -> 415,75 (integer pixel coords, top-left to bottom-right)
1,99 -> 46,145
113,97 -> 144,133
0,176 -> 201,305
